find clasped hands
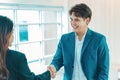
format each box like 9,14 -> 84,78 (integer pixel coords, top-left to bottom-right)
47,65 -> 56,79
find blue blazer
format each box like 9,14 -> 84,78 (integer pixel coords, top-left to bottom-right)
51,28 -> 109,80
6,49 -> 50,80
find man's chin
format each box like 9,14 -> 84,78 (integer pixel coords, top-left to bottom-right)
73,29 -> 78,32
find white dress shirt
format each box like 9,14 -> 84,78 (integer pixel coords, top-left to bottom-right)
72,33 -> 87,80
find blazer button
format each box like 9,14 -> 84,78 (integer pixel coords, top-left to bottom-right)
72,66 -> 74,68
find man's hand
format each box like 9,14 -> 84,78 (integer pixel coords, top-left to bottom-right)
47,65 -> 56,79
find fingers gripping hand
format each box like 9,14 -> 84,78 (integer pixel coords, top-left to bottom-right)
47,65 -> 56,79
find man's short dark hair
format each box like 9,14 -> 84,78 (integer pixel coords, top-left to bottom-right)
69,3 -> 92,20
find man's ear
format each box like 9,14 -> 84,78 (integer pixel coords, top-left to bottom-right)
86,17 -> 90,25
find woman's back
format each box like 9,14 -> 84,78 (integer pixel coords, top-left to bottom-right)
6,49 -> 51,80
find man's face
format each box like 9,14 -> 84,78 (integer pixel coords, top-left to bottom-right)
70,12 -> 89,33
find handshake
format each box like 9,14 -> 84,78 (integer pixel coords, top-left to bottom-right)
47,65 -> 57,79
40,64 -> 56,80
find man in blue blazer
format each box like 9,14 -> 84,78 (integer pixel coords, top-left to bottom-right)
48,3 -> 109,80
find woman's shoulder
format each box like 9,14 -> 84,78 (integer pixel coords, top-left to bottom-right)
7,49 -> 25,58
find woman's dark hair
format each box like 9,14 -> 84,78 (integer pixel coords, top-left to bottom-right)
69,3 -> 92,20
0,15 -> 13,80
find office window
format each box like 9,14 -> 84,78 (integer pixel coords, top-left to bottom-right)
0,4 -> 65,70
17,10 -> 39,23
0,10 -> 14,21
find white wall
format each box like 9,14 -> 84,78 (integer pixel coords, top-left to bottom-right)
0,0 -> 67,6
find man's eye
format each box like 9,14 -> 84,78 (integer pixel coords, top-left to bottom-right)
75,19 -> 79,21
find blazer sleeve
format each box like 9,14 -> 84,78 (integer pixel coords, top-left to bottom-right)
51,36 -> 64,71
17,53 -> 50,80
97,36 -> 109,80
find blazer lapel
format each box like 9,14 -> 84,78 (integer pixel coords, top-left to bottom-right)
68,32 -> 76,62
81,28 -> 93,58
